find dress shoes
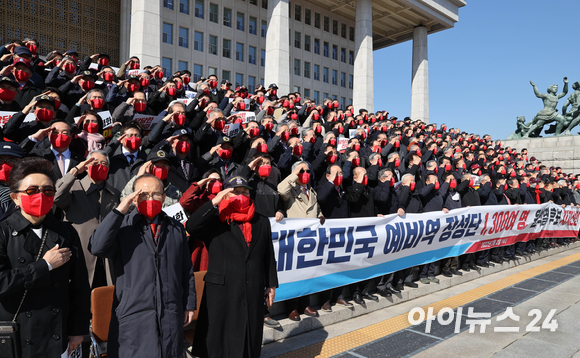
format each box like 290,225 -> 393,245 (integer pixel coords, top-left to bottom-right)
336,298 -> 353,307
304,306 -> 319,317
451,269 -> 463,276
396,283 -> 404,291
264,316 -> 281,328
386,285 -> 401,294
404,281 -> 418,288
321,301 -> 332,312
288,310 -> 301,321
362,293 -> 379,302
442,271 -> 453,278
353,293 -> 365,305
377,289 -> 392,298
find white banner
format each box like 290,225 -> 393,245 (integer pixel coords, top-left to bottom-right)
163,203 -> 187,224
133,114 -> 164,131
271,203 -> 580,301
223,123 -> 240,137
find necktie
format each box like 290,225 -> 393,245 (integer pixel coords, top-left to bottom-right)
181,160 -> 189,178
57,154 -> 65,176
150,223 -> 158,245
303,187 -> 309,200
128,154 -> 135,165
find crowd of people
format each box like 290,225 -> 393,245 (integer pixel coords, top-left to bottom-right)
0,37 -> 578,358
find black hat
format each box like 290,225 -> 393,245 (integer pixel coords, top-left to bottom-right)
80,70 -> 97,80
34,94 -> 55,107
224,176 -> 251,190
13,46 -> 32,57
220,79 -> 232,86
147,150 -> 170,163
65,50 -> 79,57
216,136 -> 232,146
0,142 -> 22,158
0,77 -> 18,88
268,83 -> 278,89
172,128 -> 193,139
127,74 -> 139,81
99,53 -> 110,59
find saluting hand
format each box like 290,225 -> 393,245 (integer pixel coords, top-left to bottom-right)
117,189 -> 142,214
211,188 -> 234,207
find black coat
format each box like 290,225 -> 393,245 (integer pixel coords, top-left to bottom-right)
317,180 -> 349,218
373,180 -> 399,215
186,201 -> 278,358
89,209 -> 196,358
346,182 -> 376,217
477,182 -> 499,205
103,141 -> 147,193
0,211 -> 90,358
20,138 -> 84,180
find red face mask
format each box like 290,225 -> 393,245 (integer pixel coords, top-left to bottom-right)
445,164 -> 451,171
372,145 -> 380,153
501,169 -> 507,175
283,100 -> 290,108
293,145 -> 303,156
264,122 -> 274,131
381,126 -> 387,132
390,177 -> 395,187
137,199 -> 163,219
327,154 -> 337,164
469,179 -> 474,187
394,159 -> 401,167
0,88 -> 16,102
14,70 -> 30,82
155,71 -> 164,79
238,102 -> 246,111
395,141 -> 400,148
377,159 -> 383,167
103,73 -> 114,82
257,96 -> 265,104
152,165 -> 168,180
83,122 -> 99,134
175,141 -> 191,155
289,104 -> 295,109
134,102 -> 146,113
271,89 -> 277,95
174,113 -> 186,126
362,175 -> 368,186
125,137 -> 141,151
298,172 -> 310,184
434,181 -> 440,190
248,128 -> 259,137
88,164 -> 109,181
350,121 -> 356,128
290,113 -> 298,120
333,175 -> 343,186
214,119 -> 225,131
338,127 -> 344,134
510,171 -> 516,177
127,83 -> 139,92
20,193 -> 54,217
98,57 -> 109,66
182,76 -> 190,85
266,107 -> 274,116
90,98 -> 104,110
50,133 -> 71,149
410,182 -> 416,191
64,63 -> 76,74
380,140 -> 387,147
210,180 -> 223,194
296,97 -> 301,103
258,165 -> 272,177
218,148 -> 233,160
131,62 -> 140,70
450,180 -> 457,189
352,157 -> 360,167
0,163 -> 12,182
140,78 -> 150,88
53,99 -> 61,110
166,87 -> 176,96
290,127 -> 299,135
27,44 -> 38,54
281,131 -> 290,141
353,144 -> 360,151
329,139 -> 337,146
176,82 -> 183,90
209,80 -> 217,88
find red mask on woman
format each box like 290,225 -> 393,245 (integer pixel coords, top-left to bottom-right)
50,133 -> 71,149
88,164 -> 109,181
0,163 -> 12,182
152,165 -> 168,180
83,122 -> 99,134
138,199 -> 162,219
20,193 -> 54,217
258,165 -> 272,177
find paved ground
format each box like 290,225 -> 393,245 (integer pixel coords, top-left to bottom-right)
261,247 -> 580,358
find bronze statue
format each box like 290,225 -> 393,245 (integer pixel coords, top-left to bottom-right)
560,81 -> 580,135
523,77 -> 568,137
507,116 -> 530,139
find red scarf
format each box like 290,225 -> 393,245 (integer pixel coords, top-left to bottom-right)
535,187 -> 542,204
219,197 -> 255,246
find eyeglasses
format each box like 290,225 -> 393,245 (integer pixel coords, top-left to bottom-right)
138,191 -> 164,201
299,169 -> 311,174
89,161 -> 109,168
153,163 -> 170,169
0,158 -> 18,165
15,185 -> 56,197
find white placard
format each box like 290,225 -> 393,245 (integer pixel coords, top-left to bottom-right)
222,123 -> 240,137
133,114 -> 163,131
163,203 -> 188,224
337,138 -> 349,152
0,111 -> 17,127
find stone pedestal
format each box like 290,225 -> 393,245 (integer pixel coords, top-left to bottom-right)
503,136 -> 580,174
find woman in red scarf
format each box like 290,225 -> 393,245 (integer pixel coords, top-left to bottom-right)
187,176 -> 278,358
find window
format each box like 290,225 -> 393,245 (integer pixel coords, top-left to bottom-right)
164,0 -> 173,10
235,73 -> 244,88
349,98 -> 353,105
349,50 -> 354,65
261,49 -> 265,66
304,88 -> 310,98
208,67 -> 217,76
209,3 -> 218,23
249,46 -> 256,64
178,61 -> 188,71
236,42 -> 244,61
350,26 -> 355,41
294,31 -> 301,49
261,20 -> 267,37
223,39 -> 231,58
341,72 -> 345,87
341,48 -> 345,62
333,20 -> 338,35
193,64 -> 203,82
261,78 -> 264,86
332,94 -> 337,100
195,0 -> 203,18
179,27 -> 188,48
294,4 -> 301,21
250,0 -> 258,5
209,35 -> 217,55
305,8 -> 311,25
349,74 -> 353,89
314,39 -> 320,54
262,0 -> 268,9
323,92 -> 329,100
294,59 -> 300,76
237,12 -> 244,31
341,23 -> 347,38
304,35 -> 310,52
314,91 -> 320,104
314,12 -> 320,28
332,45 -> 337,60
248,76 -> 256,93
163,24 -> 174,46
222,70 -> 230,82
314,64 -> 320,80
323,41 -> 328,57
332,70 -> 337,85
341,97 -> 346,108
194,31 -> 203,51
162,57 -> 172,76
223,8 -> 232,27
304,62 -> 310,78
323,67 -> 328,83
249,17 -> 257,35
324,16 -> 329,31
180,0 -> 189,13
294,86 -> 300,93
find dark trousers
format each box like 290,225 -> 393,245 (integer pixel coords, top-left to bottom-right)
420,262 -> 438,278
476,249 -> 489,264
442,257 -> 458,272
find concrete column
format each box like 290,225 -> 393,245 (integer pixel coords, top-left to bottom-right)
353,0 -> 374,113
129,0 -> 161,67
119,0 -> 131,64
264,0 -> 290,94
411,26 -> 429,123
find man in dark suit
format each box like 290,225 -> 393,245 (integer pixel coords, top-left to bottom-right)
150,128 -> 196,193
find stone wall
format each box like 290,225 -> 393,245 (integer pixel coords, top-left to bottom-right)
502,136 -> 580,174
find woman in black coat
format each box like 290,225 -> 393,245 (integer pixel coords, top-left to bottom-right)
0,157 -> 90,357
187,176 -> 278,358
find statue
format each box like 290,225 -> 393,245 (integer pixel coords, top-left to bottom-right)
560,81 -> 580,135
523,77 -> 568,137
506,116 -> 531,139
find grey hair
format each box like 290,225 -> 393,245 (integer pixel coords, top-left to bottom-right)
378,168 -> 393,178
369,152 -> 380,161
324,132 -> 335,140
401,173 -> 414,182
87,149 -> 110,165
426,160 -> 437,168
301,127 -> 314,137
291,160 -> 311,172
208,108 -> 223,118
558,179 -> 567,186
387,152 -> 399,161
87,88 -> 104,100
479,174 -> 490,182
